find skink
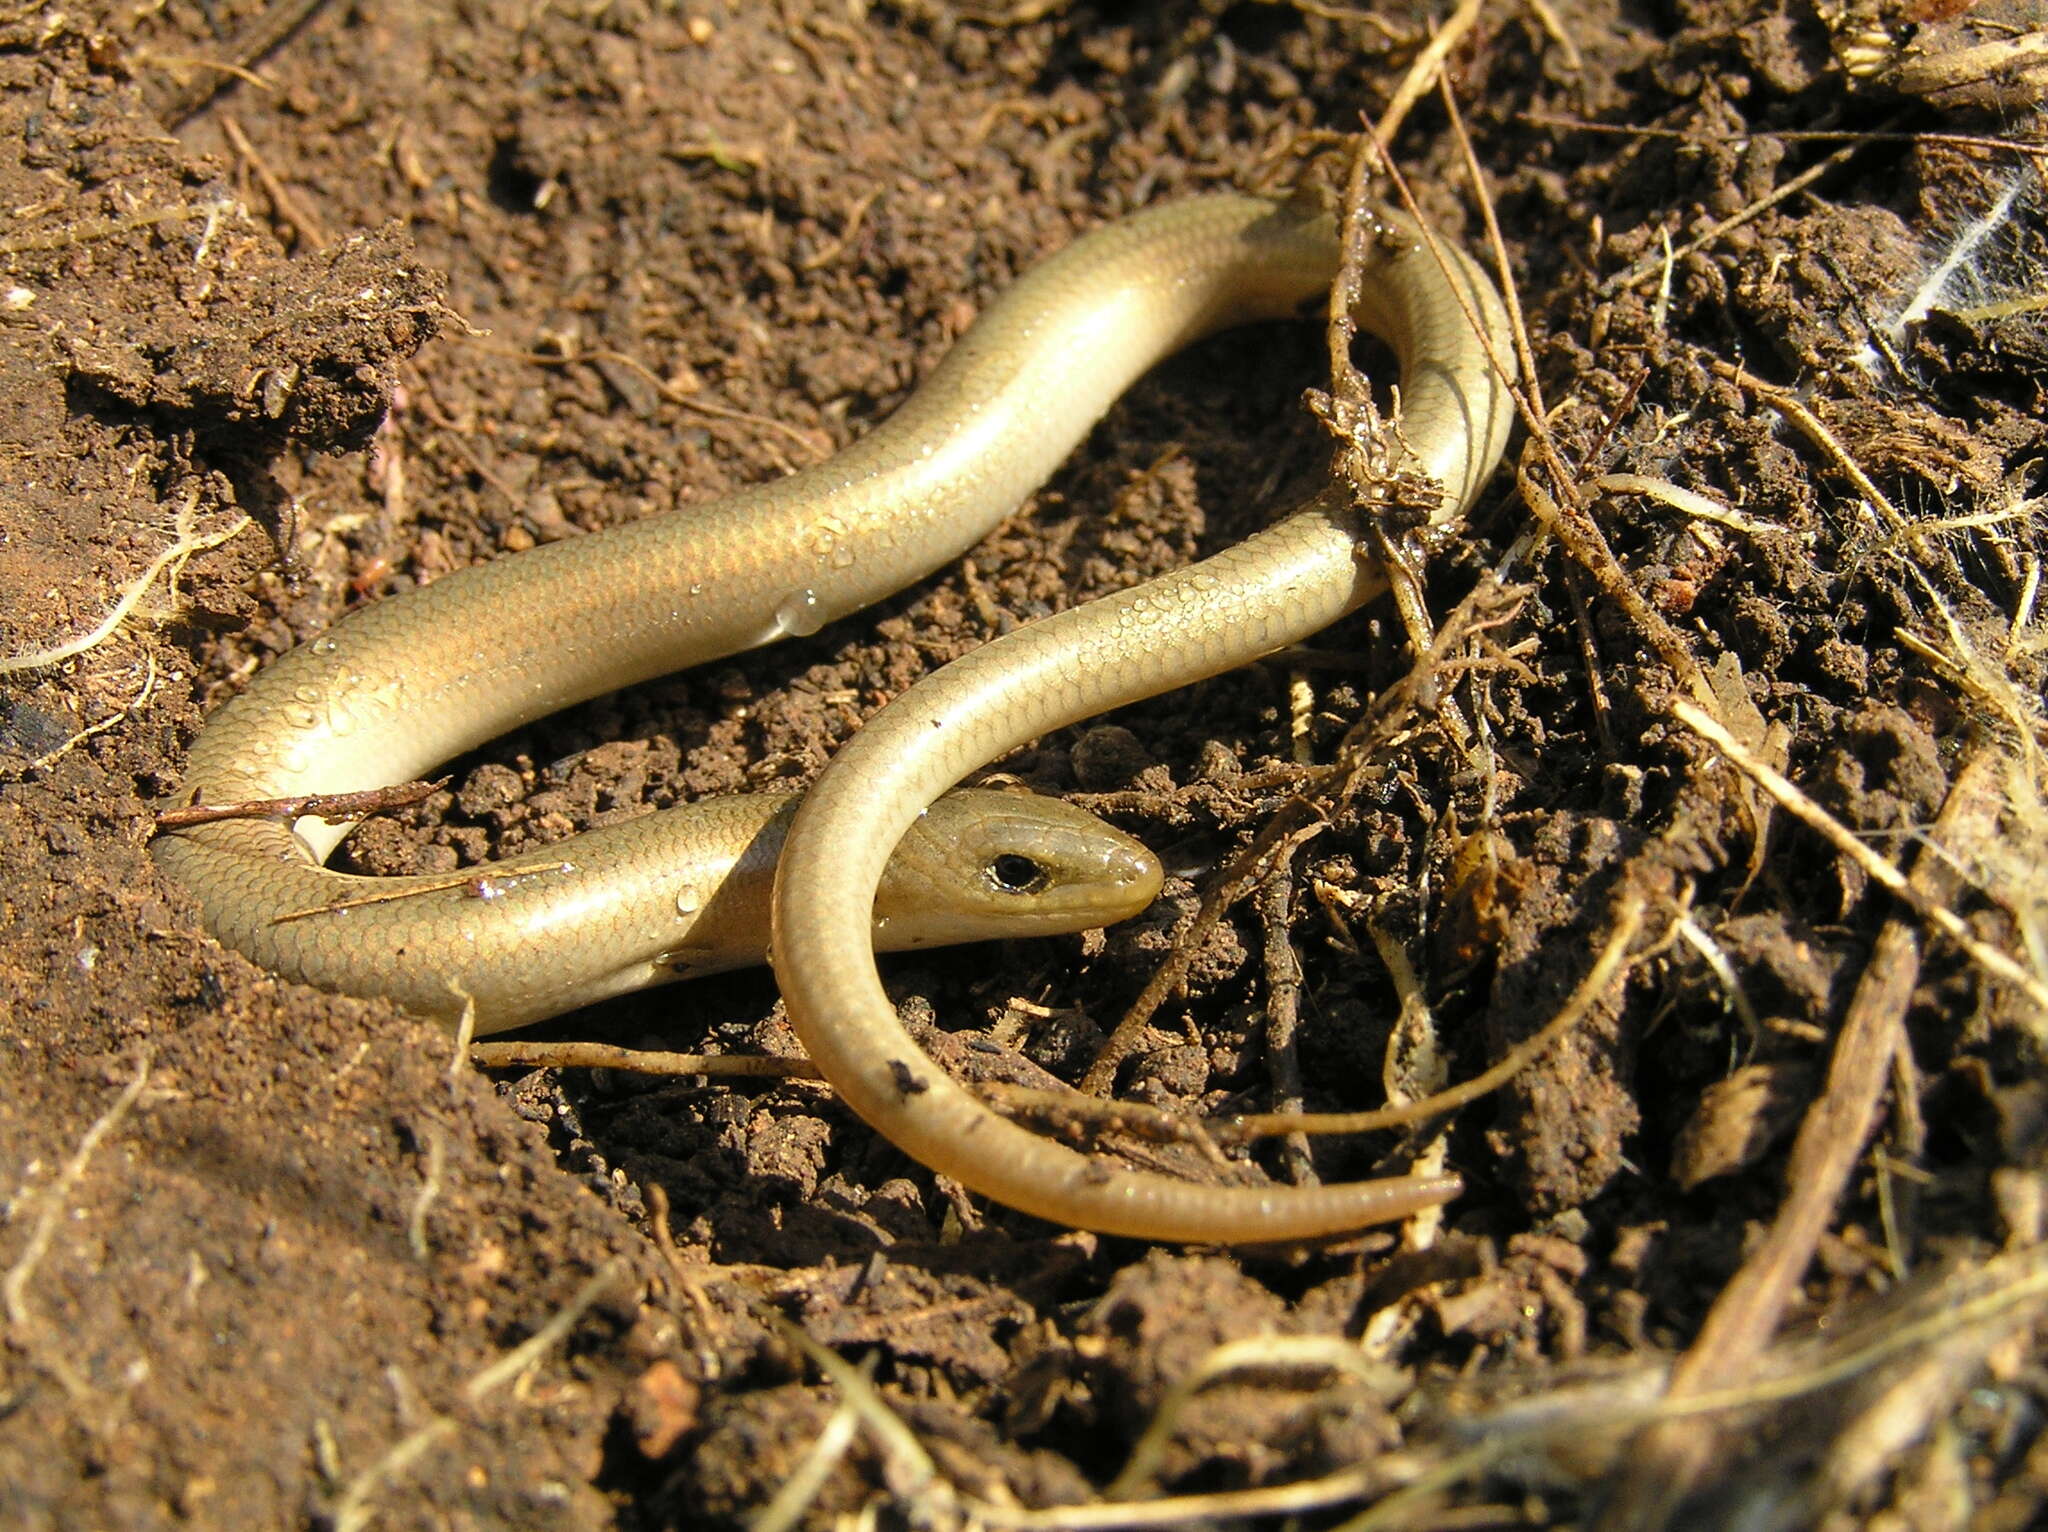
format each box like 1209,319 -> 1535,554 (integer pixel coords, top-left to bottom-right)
156,193 -> 1514,1241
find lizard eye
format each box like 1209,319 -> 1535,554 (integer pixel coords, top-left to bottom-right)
988,853 -> 1049,896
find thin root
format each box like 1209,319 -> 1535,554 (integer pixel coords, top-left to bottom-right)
0,497 -> 249,675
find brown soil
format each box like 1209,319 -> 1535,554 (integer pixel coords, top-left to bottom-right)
3,1 -> 2046,1527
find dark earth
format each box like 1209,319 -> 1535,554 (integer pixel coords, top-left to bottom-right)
3,0 -> 2047,1527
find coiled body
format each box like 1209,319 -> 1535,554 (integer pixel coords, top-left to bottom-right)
157,193 -> 1515,1241
769,196 -> 1516,1242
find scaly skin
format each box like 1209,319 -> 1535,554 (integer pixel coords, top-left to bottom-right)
770,196 -> 1515,1242
157,193 -> 1514,1240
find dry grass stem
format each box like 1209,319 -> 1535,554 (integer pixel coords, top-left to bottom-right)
964,1460 -> 1415,1530
1710,362 -> 1910,535
1107,1335 -> 1403,1499
1590,472 -> 1792,539
455,334 -> 831,463
1081,804 -> 1325,1095
1230,894 -> 1646,1138
749,1397 -> 862,1532
406,1126 -> 445,1262
219,112 -> 330,248
1369,0 -> 1483,150
155,776 -> 449,831
151,0 -> 335,126
1672,700 -> 2048,1012
1519,466 -> 1717,707
2,1055 -> 152,1413
271,861 -> 572,924
467,1040 -> 823,1079
982,1083 -> 1236,1168
331,1257 -> 630,1531
1599,139 -> 1869,296
774,1318 -> 942,1505
1257,862 -> 1317,1184
1596,748 -> 2007,1526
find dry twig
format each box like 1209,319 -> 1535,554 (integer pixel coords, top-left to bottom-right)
154,777 -> 448,831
